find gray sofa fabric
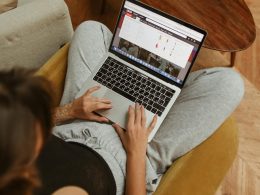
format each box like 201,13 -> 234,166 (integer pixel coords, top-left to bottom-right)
17,0 -> 35,6
0,0 -> 73,70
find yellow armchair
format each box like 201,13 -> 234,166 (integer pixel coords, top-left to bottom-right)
37,44 -> 238,195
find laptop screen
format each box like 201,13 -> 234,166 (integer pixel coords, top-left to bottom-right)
110,0 -> 206,87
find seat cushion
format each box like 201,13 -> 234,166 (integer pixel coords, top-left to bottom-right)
36,44 -> 69,106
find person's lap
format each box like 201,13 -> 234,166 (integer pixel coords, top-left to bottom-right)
59,21 -> 244,176
60,21 -> 112,106
147,67 -> 244,173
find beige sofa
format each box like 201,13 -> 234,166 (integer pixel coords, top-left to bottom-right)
0,0 -> 73,70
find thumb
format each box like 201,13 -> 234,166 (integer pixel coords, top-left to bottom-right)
84,85 -> 100,96
112,123 -> 125,144
88,113 -> 109,123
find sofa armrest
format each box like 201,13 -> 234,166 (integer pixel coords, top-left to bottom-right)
0,0 -> 73,70
154,117 -> 238,195
17,0 -> 35,6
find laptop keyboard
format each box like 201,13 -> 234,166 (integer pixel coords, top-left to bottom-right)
93,57 -> 175,116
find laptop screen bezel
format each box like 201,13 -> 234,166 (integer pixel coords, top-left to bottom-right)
108,0 -> 207,89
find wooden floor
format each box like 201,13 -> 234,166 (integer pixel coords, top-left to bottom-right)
64,0 -> 260,194
235,0 -> 260,90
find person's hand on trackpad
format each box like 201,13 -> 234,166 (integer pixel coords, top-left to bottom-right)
70,85 -> 112,123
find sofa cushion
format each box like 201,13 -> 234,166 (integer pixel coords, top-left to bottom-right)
0,0 -> 17,14
17,0 -> 36,7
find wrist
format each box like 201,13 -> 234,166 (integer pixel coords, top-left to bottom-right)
53,103 -> 75,125
67,102 -> 76,119
127,149 -> 146,159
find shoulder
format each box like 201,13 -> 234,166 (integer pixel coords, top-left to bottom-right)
52,186 -> 88,195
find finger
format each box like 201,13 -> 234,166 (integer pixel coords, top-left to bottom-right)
112,123 -> 125,145
96,98 -> 112,104
135,103 -> 141,125
141,105 -> 146,127
84,85 -> 101,96
147,115 -> 158,134
88,113 -> 109,123
127,105 -> 135,127
93,102 -> 112,110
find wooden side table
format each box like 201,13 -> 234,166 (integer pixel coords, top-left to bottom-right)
141,0 -> 256,66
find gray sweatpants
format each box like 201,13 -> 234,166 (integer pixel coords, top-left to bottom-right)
55,21 -> 244,194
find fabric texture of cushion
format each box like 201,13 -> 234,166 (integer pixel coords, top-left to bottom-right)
17,0 -> 35,6
0,0 -> 73,70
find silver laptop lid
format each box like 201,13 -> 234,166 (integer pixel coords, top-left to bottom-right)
109,0 -> 207,88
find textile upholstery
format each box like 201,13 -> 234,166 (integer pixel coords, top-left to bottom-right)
0,0 -> 73,70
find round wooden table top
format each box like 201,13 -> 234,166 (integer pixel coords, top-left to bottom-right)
142,0 -> 256,52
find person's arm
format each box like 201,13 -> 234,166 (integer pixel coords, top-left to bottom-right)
125,151 -> 146,195
53,86 -> 112,125
113,104 -> 157,195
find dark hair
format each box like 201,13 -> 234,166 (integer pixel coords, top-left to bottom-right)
0,69 -> 53,195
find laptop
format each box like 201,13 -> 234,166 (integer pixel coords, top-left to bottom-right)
77,0 -> 207,142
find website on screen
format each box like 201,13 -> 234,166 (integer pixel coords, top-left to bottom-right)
111,1 -> 204,84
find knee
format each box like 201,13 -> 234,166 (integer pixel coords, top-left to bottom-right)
214,68 -> 244,105
79,20 -> 102,28
76,20 -> 111,34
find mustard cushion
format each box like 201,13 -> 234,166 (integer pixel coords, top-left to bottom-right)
37,44 -> 238,195
36,44 -> 69,106
0,0 -> 17,14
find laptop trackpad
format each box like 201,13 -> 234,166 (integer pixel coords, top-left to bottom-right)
97,89 -> 133,129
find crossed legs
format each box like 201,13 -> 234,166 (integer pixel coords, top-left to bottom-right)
61,21 -> 244,177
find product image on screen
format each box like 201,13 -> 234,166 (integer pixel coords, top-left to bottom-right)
111,0 -> 205,85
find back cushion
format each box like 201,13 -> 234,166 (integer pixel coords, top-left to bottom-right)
0,0 -> 17,14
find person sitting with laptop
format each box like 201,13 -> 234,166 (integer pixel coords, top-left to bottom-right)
0,2 -> 244,195
0,22 -> 243,195
49,20 -> 244,195
51,1 -> 244,193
